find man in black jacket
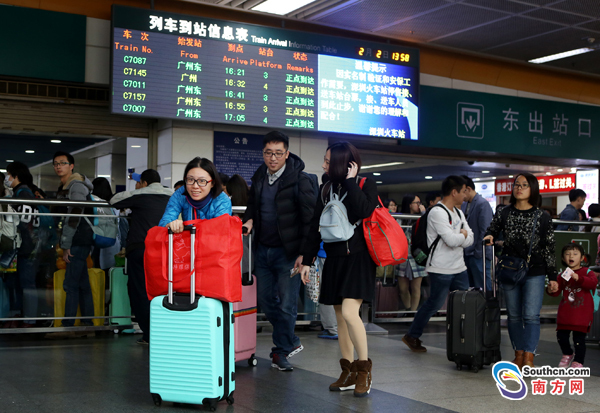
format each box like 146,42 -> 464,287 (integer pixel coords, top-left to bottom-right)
242,131 -> 316,371
111,169 -> 173,344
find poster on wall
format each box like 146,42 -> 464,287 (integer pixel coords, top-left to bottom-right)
576,169 -> 599,213
213,131 -> 263,186
475,181 -> 496,212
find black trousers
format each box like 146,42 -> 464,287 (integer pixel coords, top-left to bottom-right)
557,329 -> 586,364
127,248 -> 150,342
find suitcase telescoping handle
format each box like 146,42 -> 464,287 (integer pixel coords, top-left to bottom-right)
482,240 -> 496,297
168,225 -> 196,305
243,226 -> 252,285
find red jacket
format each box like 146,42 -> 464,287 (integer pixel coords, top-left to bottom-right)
548,267 -> 598,333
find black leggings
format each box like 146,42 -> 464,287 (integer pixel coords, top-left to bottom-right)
557,330 -> 586,364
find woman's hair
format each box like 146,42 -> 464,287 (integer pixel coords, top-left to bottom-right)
182,157 -> 223,198
92,177 -> 114,201
383,198 -> 396,209
227,174 -> 249,207
6,161 -> 33,187
400,194 -> 420,214
509,173 -> 541,207
326,141 -> 362,183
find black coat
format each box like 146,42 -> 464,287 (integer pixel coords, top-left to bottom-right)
301,176 -> 379,265
243,153 -> 316,260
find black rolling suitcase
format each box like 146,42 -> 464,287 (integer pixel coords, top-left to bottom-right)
446,241 -> 501,372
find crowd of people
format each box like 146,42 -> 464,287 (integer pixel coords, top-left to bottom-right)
0,132 -> 597,398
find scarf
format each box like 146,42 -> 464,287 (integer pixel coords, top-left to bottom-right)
185,193 -> 213,219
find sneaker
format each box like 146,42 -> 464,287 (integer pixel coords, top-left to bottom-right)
271,354 -> 293,371
318,330 -> 338,340
558,354 -> 574,368
136,338 -> 149,345
571,361 -> 584,368
287,343 -> 304,359
402,334 -> 427,352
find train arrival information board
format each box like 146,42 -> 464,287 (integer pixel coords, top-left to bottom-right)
111,6 -> 419,139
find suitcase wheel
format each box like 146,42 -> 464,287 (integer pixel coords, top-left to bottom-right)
204,401 -> 217,412
151,393 -> 161,406
472,365 -> 479,373
248,355 -> 258,367
455,362 -> 462,371
226,396 -> 234,405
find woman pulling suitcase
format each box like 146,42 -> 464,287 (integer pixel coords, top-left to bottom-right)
299,141 -> 378,397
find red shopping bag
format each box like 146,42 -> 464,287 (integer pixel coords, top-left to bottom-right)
144,214 -> 243,302
359,178 -> 408,267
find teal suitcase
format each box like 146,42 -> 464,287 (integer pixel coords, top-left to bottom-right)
109,267 -> 131,328
149,226 -> 235,411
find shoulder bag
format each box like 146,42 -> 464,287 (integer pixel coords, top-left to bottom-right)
496,211 -> 539,286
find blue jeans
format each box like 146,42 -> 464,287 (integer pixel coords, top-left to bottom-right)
502,275 -> 546,353
17,255 -> 39,325
62,246 -> 94,327
255,244 -> 301,357
465,255 -> 492,291
408,270 -> 469,339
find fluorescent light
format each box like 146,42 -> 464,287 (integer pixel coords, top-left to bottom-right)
425,176 -> 433,180
0,169 -> 6,173
25,150 -> 34,153
131,145 -> 141,148
509,175 -> 514,178
474,178 -> 481,181
6,159 -> 13,162
97,174 -> 111,178
372,172 -> 381,176
557,169 -> 563,172
251,0 -> 318,15
571,167 -> 577,172
491,177 -> 496,180
529,47 -> 595,64
482,170 -> 490,174
164,177 -> 171,180
376,181 -> 383,184
362,162 -> 405,170
546,172 -> 552,175
51,139 -> 61,143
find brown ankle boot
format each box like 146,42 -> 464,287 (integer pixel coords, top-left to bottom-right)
353,359 -> 372,397
523,352 -> 535,368
329,359 -> 356,391
512,350 -> 524,370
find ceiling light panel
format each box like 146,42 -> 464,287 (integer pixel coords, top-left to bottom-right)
252,0 -> 319,15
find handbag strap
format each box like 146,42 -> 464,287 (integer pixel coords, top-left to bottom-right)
526,211 -> 540,263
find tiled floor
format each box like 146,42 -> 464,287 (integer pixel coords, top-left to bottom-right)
0,321 -> 599,412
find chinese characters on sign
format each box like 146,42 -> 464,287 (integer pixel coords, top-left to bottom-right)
495,174 -> 576,196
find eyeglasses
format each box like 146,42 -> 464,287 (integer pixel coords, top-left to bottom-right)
185,177 -> 212,187
53,161 -> 70,167
263,150 -> 287,159
514,183 -> 530,189
411,201 -> 422,205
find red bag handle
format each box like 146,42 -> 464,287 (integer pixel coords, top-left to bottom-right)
358,177 -> 385,208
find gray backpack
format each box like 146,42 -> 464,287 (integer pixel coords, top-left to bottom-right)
319,184 -> 359,243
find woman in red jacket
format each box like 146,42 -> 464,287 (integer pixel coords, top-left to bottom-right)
547,243 -> 598,368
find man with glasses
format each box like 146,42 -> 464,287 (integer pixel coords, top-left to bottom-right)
242,131 -> 317,371
52,151 -> 95,336
461,176 -> 494,291
111,169 -> 172,344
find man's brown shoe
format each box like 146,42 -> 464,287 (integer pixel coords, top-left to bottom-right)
402,334 -> 427,352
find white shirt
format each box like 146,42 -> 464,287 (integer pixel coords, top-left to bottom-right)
426,202 -> 474,274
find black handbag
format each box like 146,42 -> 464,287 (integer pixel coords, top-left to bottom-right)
496,212 -> 539,286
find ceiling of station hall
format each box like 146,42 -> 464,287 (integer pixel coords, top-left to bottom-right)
189,0 -> 600,76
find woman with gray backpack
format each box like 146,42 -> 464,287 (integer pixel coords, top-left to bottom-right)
300,141 -> 379,398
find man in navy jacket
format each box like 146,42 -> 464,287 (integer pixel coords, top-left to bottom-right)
461,176 -> 494,291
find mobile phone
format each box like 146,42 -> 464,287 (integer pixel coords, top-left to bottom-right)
290,267 -> 299,277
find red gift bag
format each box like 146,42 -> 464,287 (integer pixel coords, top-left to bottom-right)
144,214 -> 243,302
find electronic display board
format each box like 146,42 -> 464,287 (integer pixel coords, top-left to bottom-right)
111,6 -> 419,139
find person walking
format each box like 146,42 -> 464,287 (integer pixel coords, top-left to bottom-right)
300,141 -> 378,397
484,173 -> 558,369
